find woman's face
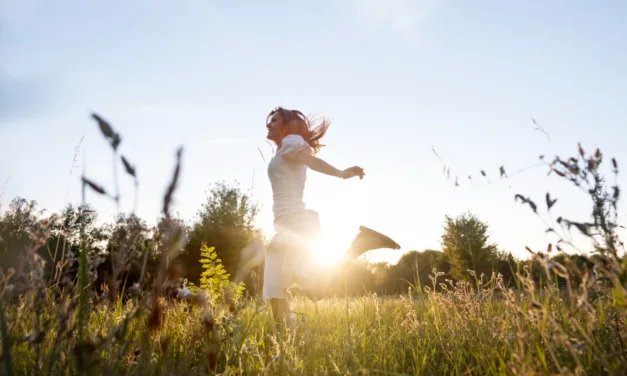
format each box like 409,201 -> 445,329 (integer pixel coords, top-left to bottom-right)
266,112 -> 284,142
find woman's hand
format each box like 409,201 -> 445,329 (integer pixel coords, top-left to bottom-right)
339,166 -> 365,180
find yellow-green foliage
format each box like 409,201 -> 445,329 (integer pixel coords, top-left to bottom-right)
188,243 -> 230,297
188,243 -> 245,304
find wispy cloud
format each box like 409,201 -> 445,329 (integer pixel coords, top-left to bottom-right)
349,0 -> 441,39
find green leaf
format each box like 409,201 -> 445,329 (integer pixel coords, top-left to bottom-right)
197,243 -> 233,300
612,286 -> 627,307
535,344 -> 548,371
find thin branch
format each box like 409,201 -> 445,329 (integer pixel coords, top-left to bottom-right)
0,174 -> 12,213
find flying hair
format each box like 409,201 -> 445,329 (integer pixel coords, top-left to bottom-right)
267,107 -> 331,155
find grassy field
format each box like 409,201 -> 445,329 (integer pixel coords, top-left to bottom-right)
2,270 -> 626,375
2,117 -> 625,375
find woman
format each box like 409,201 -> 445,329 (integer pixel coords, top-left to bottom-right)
258,106 -> 399,329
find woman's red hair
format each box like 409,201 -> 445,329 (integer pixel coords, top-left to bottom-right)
267,107 -> 330,155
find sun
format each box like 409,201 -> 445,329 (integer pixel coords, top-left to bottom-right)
310,234 -> 349,266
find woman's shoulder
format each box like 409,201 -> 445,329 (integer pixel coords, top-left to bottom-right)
280,134 -> 311,158
282,134 -> 307,145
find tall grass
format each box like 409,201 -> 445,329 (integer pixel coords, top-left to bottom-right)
1,273 -> 624,374
0,113 -> 625,375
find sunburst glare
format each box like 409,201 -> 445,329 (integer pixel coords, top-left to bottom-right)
310,235 -> 346,266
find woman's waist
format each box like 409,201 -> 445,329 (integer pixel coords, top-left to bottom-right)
273,209 -> 321,237
273,208 -> 317,223
272,197 -> 306,218
271,189 -> 305,202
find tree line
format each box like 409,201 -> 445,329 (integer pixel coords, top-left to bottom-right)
0,180 -> 603,300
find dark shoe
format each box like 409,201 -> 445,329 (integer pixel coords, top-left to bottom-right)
297,227 -> 400,302
344,226 -> 401,260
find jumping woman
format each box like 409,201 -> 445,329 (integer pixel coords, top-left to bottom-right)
239,107 -> 400,329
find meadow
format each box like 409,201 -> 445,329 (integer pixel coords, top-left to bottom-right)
3,271 -> 625,375
0,113 -> 625,375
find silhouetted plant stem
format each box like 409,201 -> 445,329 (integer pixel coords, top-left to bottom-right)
113,150 -> 120,212
77,178 -> 88,342
0,300 -> 12,376
615,313 -> 626,360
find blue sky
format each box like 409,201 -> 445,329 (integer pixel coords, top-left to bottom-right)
1,0 -> 625,263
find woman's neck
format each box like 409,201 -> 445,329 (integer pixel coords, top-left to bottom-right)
274,141 -> 282,155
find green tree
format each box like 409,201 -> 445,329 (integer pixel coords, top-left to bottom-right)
182,181 -> 261,290
94,213 -> 152,298
0,197 -> 46,272
493,250 -> 518,287
441,212 -> 498,282
41,203 -> 106,285
0,198 -> 106,286
387,250 -> 450,293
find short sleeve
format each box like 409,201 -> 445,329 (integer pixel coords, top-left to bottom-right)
280,134 -> 312,159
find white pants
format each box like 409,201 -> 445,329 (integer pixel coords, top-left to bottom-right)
262,210 -> 321,299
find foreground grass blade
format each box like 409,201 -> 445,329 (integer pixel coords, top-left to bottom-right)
0,301 -> 12,376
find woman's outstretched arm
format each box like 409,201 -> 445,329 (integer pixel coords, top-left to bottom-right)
291,149 -> 365,180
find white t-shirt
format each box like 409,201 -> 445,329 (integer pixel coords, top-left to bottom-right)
267,134 -> 312,220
